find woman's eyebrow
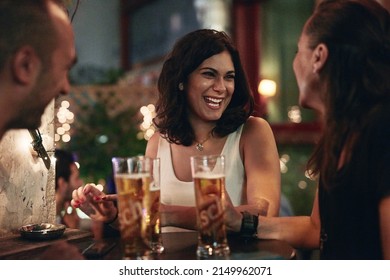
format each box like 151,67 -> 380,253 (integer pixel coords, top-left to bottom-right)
199,67 -> 235,74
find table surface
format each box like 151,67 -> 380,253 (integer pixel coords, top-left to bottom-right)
101,231 -> 296,260
0,229 -> 296,260
0,228 -> 93,260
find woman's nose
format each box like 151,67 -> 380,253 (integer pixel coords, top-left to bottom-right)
213,77 -> 226,92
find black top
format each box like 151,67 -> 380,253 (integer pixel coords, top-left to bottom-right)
319,107 -> 390,259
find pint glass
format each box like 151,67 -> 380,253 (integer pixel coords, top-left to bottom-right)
190,155 -> 230,259
112,156 -> 163,259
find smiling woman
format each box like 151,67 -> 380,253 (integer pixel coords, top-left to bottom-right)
144,29 -> 281,233
70,29 -> 281,240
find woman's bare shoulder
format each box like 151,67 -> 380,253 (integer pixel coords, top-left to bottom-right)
243,116 -> 272,133
240,116 -> 276,149
145,132 -> 162,158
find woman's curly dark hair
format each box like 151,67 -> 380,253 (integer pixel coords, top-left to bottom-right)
154,29 -> 254,146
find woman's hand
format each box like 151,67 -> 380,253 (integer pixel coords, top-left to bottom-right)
224,193 -> 270,233
223,191 -> 243,232
71,183 -> 118,224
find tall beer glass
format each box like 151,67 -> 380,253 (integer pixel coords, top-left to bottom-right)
190,154 -> 230,259
112,156 -> 163,259
145,157 -> 164,254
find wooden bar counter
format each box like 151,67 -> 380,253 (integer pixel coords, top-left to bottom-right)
0,228 -> 295,260
0,228 -> 93,260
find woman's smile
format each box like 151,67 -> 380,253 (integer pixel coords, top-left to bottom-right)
203,96 -> 224,109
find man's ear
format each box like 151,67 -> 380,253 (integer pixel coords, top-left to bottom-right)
11,46 -> 41,84
312,43 -> 328,73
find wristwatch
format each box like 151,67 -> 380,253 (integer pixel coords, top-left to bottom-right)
240,211 -> 259,238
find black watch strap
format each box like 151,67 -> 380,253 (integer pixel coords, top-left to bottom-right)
240,211 -> 259,238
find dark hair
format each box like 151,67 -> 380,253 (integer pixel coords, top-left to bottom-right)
0,0 -> 59,70
305,0 -> 390,186
154,29 -> 254,146
55,149 -> 76,190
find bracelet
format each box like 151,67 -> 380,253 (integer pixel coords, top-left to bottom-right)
240,211 -> 259,238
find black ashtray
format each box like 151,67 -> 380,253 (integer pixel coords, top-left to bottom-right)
19,223 -> 66,241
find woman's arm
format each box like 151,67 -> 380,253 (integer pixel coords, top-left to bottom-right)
257,189 -> 321,250
241,117 -> 281,216
379,196 -> 390,259
145,132 -> 160,158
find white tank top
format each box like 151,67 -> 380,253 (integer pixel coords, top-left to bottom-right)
157,124 -> 246,207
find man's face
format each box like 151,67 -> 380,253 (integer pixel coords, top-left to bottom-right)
17,2 -> 76,129
66,163 -> 83,200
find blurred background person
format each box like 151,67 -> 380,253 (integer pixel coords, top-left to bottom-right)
55,149 -> 104,239
55,149 -> 83,228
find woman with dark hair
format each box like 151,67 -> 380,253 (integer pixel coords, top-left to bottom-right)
258,0 -> 390,259
71,29 -> 281,235
154,29 -> 254,144
145,29 -> 280,232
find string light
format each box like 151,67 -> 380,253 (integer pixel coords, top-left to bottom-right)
55,99 -> 75,143
258,79 -> 277,97
287,105 -> 302,123
139,104 -> 156,140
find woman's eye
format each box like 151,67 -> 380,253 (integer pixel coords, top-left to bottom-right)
226,74 -> 235,80
202,71 -> 215,77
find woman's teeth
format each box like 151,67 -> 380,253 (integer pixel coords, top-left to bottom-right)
204,97 -> 222,107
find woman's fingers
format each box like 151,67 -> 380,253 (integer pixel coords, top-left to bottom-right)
71,183 -> 104,207
71,187 -> 84,207
84,183 -> 107,201
102,194 -> 117,201
70,183 -> 118,223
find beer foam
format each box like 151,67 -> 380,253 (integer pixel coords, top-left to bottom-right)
193,172 -> 224,179
115,173 -> 150,179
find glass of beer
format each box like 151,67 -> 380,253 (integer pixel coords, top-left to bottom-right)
111,156 -> 163,259
190,154 -> 230,259
144,157 -> 164,254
